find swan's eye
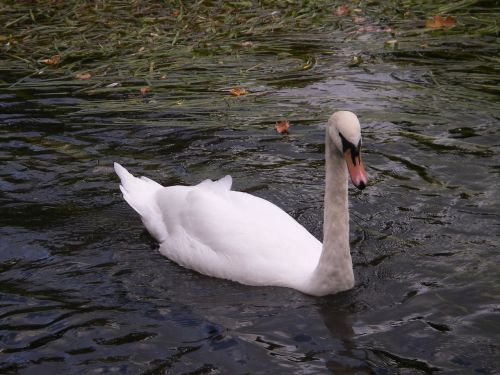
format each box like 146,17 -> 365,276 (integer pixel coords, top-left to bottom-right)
339,133 -> 362,164
339,133 -> 357,154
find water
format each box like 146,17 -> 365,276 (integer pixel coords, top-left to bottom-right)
1,7 -> 500,374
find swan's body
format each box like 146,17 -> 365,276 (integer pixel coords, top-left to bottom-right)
115,111 -> 368,296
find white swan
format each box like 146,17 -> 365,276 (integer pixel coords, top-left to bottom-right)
114,111 -> 368,296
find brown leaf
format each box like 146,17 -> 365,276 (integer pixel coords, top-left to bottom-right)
229,87 -> 247,96
75,72 -> 91,80
41,54 -> 60,65
425,15 -> 442,28
275,120 -> 290,134
425,15 -> 456,29
442,15 -> 456,27
334,5 -> 349,17
140,86 -> 151,95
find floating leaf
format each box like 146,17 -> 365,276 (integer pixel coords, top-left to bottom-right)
275,120 -> 290,134
75,72 -> 91,80
334,5 -> 349,16
140,86 -> 151,95
41,54 -> 60,65
348,55 -> 362,67
229,87 -> 246,96
442,16 -> 456,27
302,58 -> 313,70
385,39 -> 398,48
425,15 -> 456,29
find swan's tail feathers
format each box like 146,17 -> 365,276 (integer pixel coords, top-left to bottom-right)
114,162 -> 167,242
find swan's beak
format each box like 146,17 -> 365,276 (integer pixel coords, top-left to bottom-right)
344,148 -> 368,190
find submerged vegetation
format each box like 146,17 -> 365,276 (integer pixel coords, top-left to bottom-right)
1,1 -> 498,88
0,1 -> 498,126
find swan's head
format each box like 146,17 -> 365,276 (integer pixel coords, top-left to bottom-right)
327,111 -> 368,190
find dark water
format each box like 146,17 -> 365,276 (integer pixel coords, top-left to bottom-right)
1,12 -> 500,375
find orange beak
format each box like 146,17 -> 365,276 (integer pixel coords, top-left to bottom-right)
344,149 -> 368,190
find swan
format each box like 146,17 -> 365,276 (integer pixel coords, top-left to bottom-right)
114,111 -> 368,296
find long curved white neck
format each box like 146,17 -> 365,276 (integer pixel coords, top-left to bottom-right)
305,132 -> 354,296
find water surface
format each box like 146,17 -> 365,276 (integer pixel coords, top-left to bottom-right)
1,3 -> 499,374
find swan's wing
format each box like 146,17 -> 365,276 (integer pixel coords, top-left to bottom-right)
196,175 -> 232,191
155,186 -> 321,287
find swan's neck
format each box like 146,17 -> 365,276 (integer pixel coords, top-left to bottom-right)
307,134 -> 354,296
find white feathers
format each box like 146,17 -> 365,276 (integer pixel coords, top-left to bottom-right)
114,162 -> 166,242
327,111 -> 362,153
196,175 -> 232,192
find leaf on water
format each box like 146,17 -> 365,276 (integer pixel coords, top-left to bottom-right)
140,86 -> 151,95
348,55 -> 362,67
425,15 -> 456,29
384,39 -> 398,48
229,87 -> 246,96
41,54 -> 60,65
75,72 -> 91,80
442,16 -> 456,27
275,120 -> 290,134
333,5 -> 349,16
302,59 -> 313,70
